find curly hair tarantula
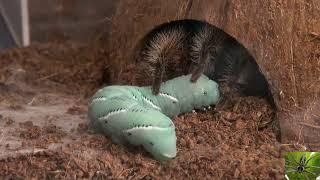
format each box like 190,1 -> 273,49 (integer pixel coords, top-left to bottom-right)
133,20 -> 270,100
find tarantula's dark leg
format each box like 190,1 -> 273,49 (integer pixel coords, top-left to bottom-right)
189,24 -> 224,83
142,26 -> 187,95
190,65 -> 205,82
151,63 -> 165,95
190,51 -> 211,82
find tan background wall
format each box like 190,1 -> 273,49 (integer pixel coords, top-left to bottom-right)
28,0 -> 117,42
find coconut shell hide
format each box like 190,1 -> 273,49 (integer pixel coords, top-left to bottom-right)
106,0 -> 320,150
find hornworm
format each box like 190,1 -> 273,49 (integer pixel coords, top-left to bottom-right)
88,74 -> 220,162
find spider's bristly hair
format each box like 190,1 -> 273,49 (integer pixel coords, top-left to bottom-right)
142,26 -> 187,95
190,24 -> 225,82
209,36 -> 271,98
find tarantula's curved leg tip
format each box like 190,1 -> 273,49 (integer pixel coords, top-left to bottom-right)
152,87 -> 160,96
189,76 -> 198,83
190,79 -> 196,83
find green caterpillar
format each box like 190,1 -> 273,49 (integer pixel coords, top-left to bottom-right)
88,74 -> 220,161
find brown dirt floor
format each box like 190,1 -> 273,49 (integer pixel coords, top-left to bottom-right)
0,41 -> 288,179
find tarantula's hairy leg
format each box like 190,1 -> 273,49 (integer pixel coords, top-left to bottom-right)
142,26 -> 188,95
152,62 -> 165,95
189,24 -> 225,83
190,51 -> 211,82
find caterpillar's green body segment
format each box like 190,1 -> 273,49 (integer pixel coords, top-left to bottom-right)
88,74 -> 220,161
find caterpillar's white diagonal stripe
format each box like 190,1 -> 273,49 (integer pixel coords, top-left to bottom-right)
99,109 -> 127,121
142,96 -> 161,111
89,97 -> 107,106
159,93 -> 178,103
